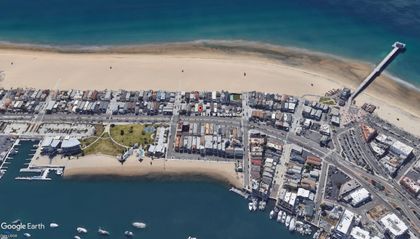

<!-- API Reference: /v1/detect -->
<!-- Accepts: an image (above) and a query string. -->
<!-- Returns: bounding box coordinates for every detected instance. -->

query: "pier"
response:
[350,42,406,102]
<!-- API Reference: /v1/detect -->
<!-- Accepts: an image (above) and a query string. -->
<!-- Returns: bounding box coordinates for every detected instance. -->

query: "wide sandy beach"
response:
[59,154,243,188]
[0,41,419,135]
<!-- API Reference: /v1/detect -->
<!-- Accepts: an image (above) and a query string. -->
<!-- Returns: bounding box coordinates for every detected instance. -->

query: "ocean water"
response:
[0,141,309,239]
[0,0,419,88]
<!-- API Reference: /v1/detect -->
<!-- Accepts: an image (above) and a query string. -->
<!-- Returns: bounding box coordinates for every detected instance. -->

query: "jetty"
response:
[350,41,406,102]
[229,187,250,199]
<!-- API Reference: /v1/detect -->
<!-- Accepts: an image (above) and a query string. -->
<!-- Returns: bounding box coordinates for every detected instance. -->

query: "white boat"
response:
[124,231,134,237]
[77,227,88,234]
[74,236,81,239]
[49,223,59,228]
[269,210,276,220]
[276,211,283,222]
[251,199,258,211]
[187,237,197,239]
[12,219,21,224]
[132,222,146,229]
[248,202,253,211]
[281,212,287,224]
[289,218,296,231]
[23,233,31,237]
[285,215,291,227]
[98,228,110,236]
[259,200,266,210]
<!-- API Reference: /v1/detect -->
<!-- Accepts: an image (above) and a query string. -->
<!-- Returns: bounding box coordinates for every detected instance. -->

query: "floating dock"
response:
[350,42,406,101]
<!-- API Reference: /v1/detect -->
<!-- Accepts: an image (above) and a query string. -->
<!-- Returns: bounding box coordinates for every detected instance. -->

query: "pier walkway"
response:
[350,42,405,102]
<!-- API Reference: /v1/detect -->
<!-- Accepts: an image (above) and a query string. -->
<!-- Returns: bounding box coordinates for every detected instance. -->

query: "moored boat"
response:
[269,210,276,220]
[132,222,146,229]
[248,202,253,211]
[23,233,31,237]
[289,218,296,231]
[277,211,283,222]
[285,215,291,227]
[76,227,88,234]
[124,231,134,237]
[49,223,59,228]
[98,228,110,236]
[281,212,286,224]
[74,236,81,239]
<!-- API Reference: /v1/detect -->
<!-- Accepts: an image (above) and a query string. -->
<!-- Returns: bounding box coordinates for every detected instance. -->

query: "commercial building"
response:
[380,213,408,239]
[348,188,371,207]
[350,227,371,239]
[332,209,355,239]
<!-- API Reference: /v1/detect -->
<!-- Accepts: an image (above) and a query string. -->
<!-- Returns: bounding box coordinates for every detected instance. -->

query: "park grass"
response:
[110,124,154,147]
[80,136,97,148]
[94,124,105,137]
[83,133,125,156]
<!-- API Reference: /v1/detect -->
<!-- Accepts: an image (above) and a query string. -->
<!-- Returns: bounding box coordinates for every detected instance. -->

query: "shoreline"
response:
[0,40,419,135]
[0,39,419,91]
[61,154,243,188]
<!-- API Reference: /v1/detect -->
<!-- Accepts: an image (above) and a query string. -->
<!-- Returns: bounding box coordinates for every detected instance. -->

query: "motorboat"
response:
[285,215,291,228]
[49,223,59,228]
[281,212,287,224]
[12,219,21,224]
[132,222,146,229]
[289,218,296,231]
[76,227,88,234]
[258,200,266,210]
[23,233,31,237]
[251,198,258,211]
[269,210,276,220]
[74,236,81,239]
[276,211,283,222]
[124,231,134,237]
[187,237,197,239]
[248,202,253,211]
[98,228,110,236]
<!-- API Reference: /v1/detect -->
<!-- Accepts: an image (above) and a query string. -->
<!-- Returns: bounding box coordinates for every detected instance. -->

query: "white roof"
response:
[61,138,80,148]
[350,227,370,239]
[380,213,408,236]
[289,193,297,207]
[41,137,53,147]
[350,188,370,205]
[297,188,310,198]
[390,141,413,157]
[336,209,354,235]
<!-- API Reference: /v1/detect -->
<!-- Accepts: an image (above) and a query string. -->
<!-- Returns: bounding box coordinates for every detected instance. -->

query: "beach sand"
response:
[60,154,243,188]
[0,41,419,135]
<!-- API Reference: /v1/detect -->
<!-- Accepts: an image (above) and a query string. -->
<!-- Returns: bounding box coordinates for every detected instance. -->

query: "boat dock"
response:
[0,139,21,179]
[229,187,250,199]
[350,41,406,101]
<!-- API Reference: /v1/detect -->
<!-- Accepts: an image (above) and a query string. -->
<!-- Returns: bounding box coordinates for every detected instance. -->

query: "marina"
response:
[0,140,307,239]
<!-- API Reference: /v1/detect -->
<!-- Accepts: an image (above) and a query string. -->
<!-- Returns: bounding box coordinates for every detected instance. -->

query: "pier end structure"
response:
[350,42,406,102]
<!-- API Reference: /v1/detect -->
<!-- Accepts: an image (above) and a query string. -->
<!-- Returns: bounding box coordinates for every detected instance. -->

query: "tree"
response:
[120,130,124,136]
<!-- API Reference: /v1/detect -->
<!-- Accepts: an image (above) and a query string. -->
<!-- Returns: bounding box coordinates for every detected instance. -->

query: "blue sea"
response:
[0,141,311,239]
[0,0,419,88]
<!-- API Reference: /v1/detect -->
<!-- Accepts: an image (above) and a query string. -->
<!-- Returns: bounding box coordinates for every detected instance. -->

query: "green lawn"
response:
[110,124,154,147]
[83,133,125,156]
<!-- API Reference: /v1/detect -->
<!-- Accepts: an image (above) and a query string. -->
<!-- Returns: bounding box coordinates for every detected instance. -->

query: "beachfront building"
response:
[60,138,81,156]
[40,137,61,156]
